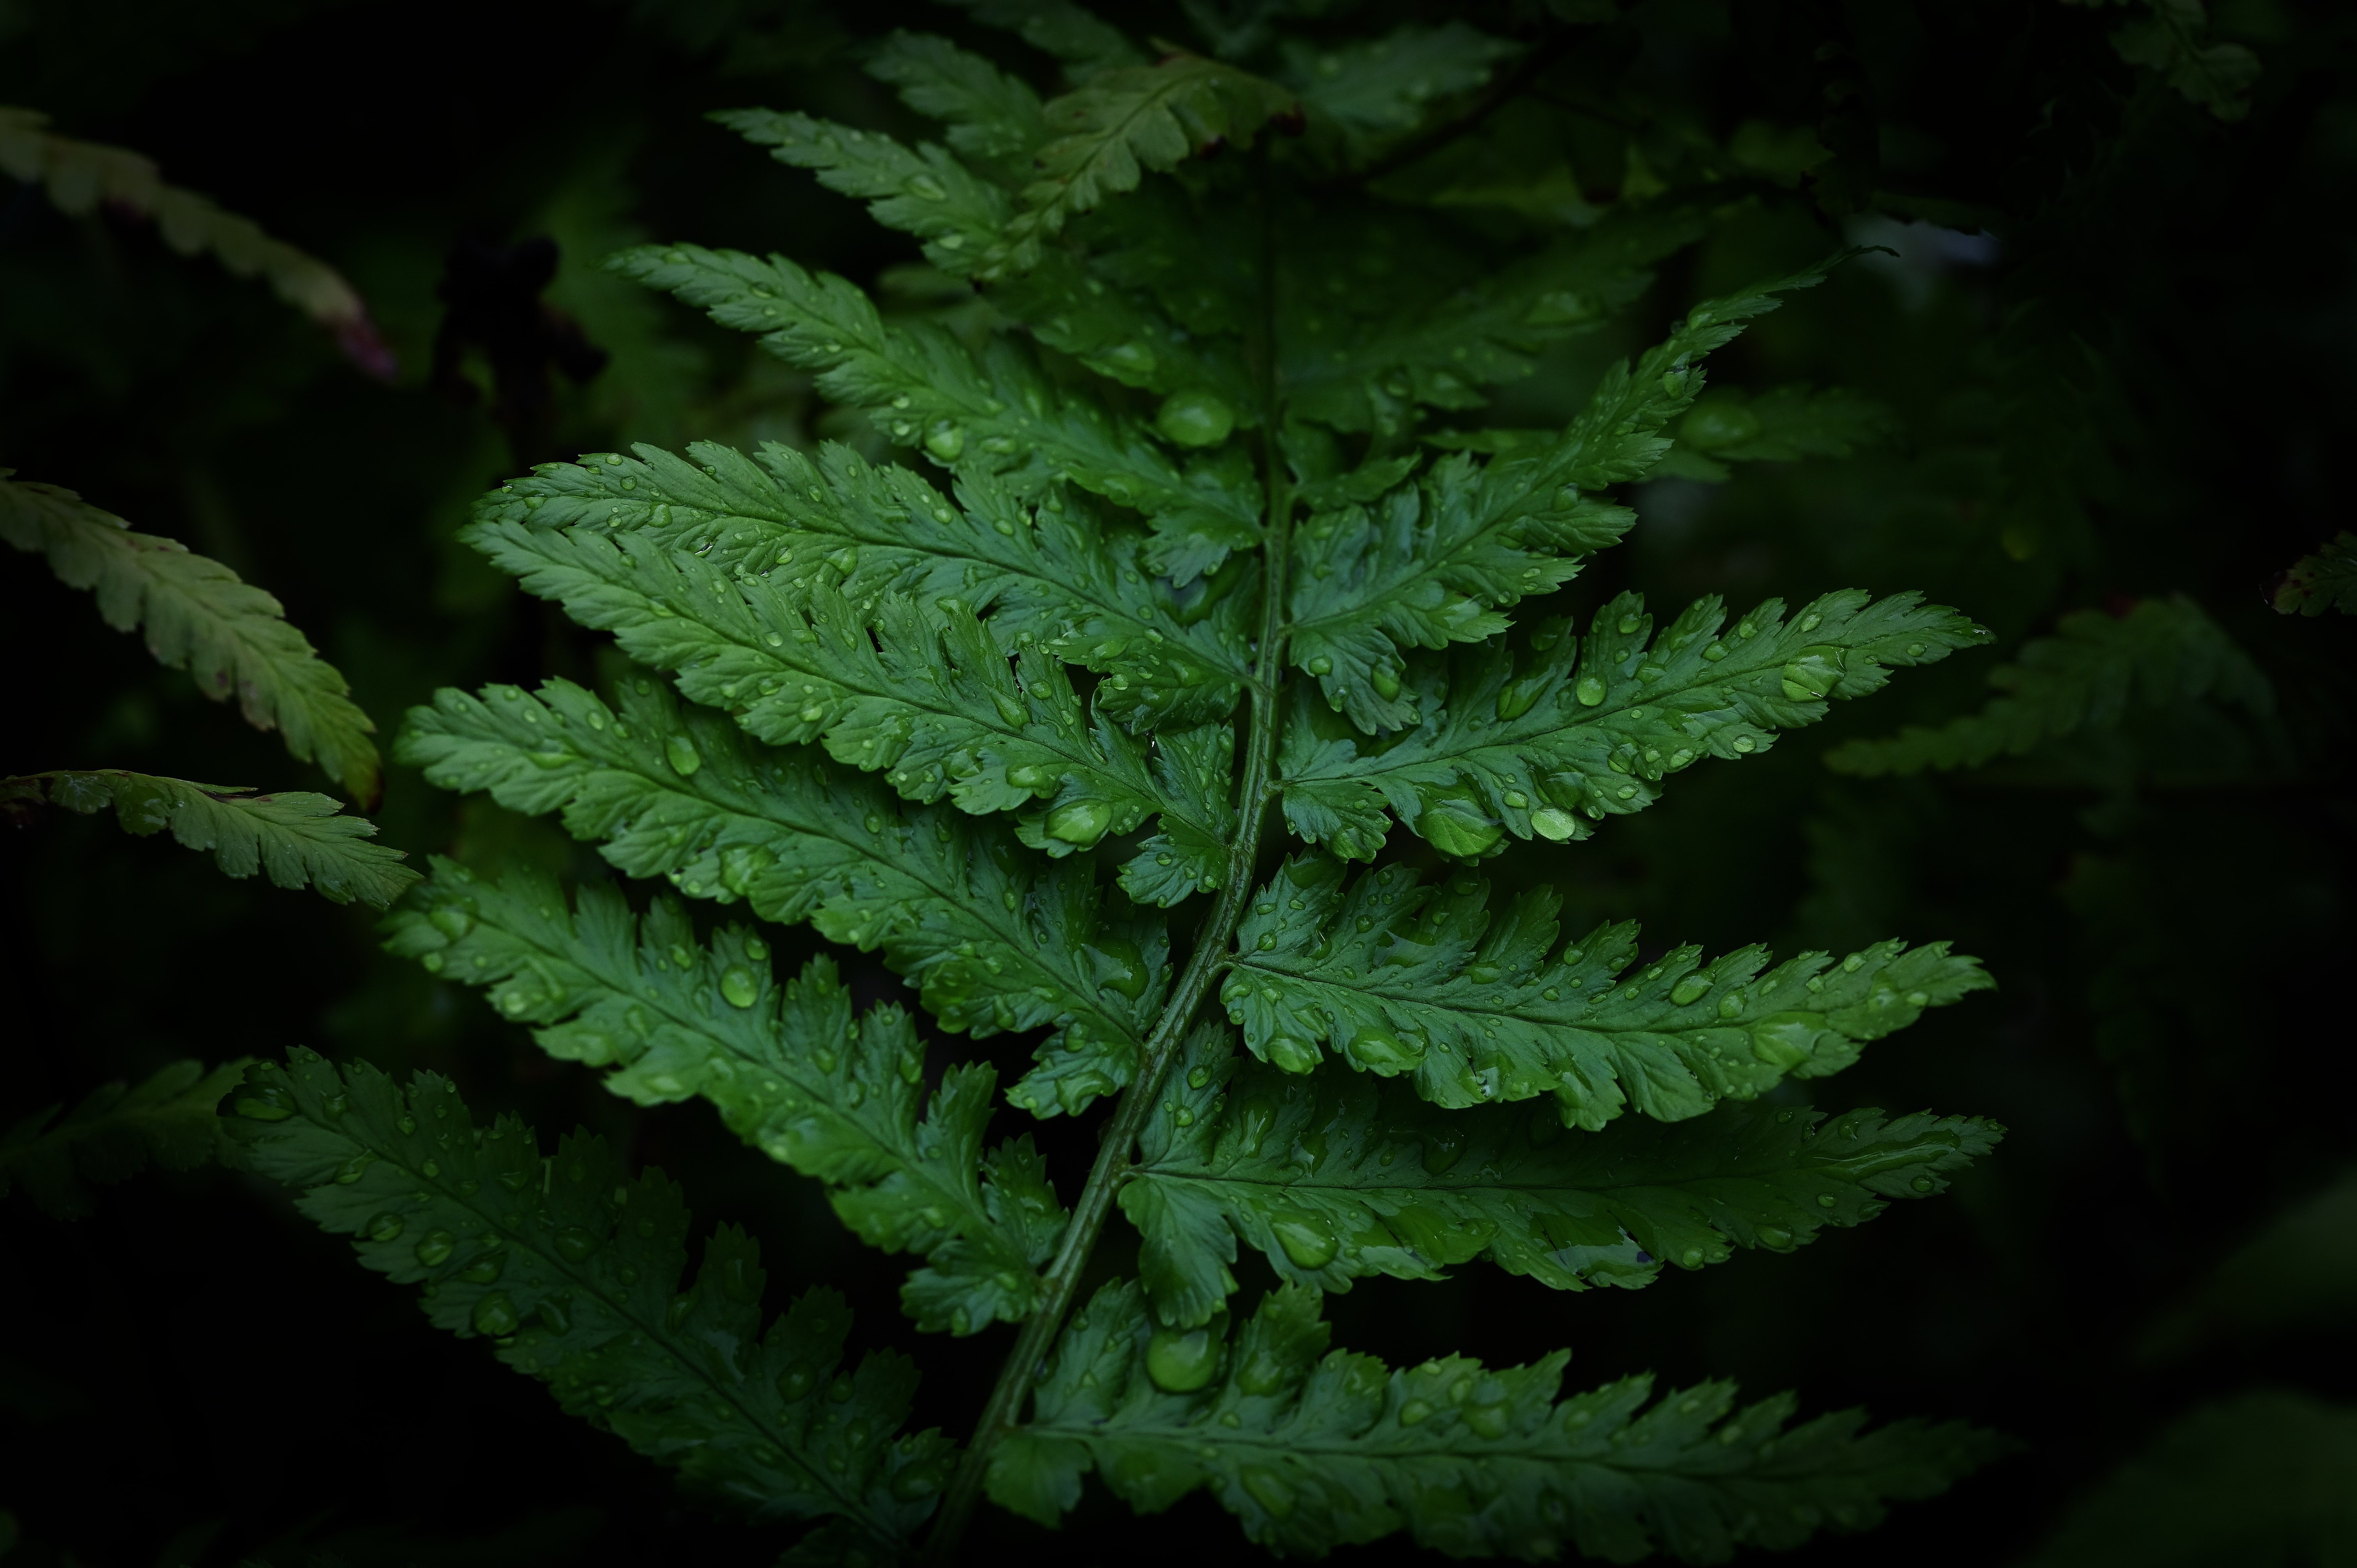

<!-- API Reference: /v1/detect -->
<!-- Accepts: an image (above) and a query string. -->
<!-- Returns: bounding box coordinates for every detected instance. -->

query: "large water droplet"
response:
[1045,798,1113,846]
[721,966,760,1008]
[1370,664,1403,701]
[1416,788,1502,859]
[1239,1465,1296,1518]
[1270,1211,1339,1270]
[891,1460,947,1501]
[664,734,701,776]
[459,1251,507,1285]
[471,1292,520,1337]
[1263,1035,1320,1075]
[1779,647,1846,702]
[233,1082,297,1122]
[1145,1319,1223,1392]
[1530,806,1578,841]
[923,421,965,461]
[553,1225,601,1263]
[1421,1124,1467,1174]
[415,1230,457,1268]
[1345,1026,1422,1075]
[1748,1012,1827,1069]
[1091,936,1149,1000]
[365,1211,405,1243]
[1574,675,1607,707]
[1155,390,1236,448]
[1669,973,1712,1006]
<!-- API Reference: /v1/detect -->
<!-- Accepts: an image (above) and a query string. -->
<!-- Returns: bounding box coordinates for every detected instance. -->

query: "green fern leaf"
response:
[2,472,384,803]
[976,55,1296,280]
[1824,595,2269,777]
[2110,0,2261,122]
[383,860,1068,1335]
[604,247,1266,581]
[475,442,1251,728]
[1288,257,1850,731]
[1,770,415,906]
[1277,203,1706,443]
[1124,1029,1999,1326]
[1280,23,1521,162]
[1219,856,1993,1123]
[867,31,1050,164]
[1650,383,1897,483]
[2272,531,2357,616]
[990,1279,2006,1558]
[224,1050,954,1550]
[937,0,1144,78]
[1284,588,1990,861]
[715,109,1010,276]
[465,517,1234,900]
[0,1059,250,1219]
[0,109,383,357]
[394,676,1163,1116]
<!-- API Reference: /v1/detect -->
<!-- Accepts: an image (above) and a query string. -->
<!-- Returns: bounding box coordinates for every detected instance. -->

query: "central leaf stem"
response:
[922,158,1294,1565]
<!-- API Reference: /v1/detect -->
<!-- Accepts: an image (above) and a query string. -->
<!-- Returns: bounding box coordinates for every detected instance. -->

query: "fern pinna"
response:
[230,7,2010,1562]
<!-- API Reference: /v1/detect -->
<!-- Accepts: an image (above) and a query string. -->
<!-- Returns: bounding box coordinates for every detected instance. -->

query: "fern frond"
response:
[224,1050,954,1550]
[1284,588,1989,861]
[981,55,1297,280]
[937,0,1145,78]
[2108,0,2261,122]
[606,246,1266,580]
[0,1059,250,1218]
[1124,1029,1998,1326]
[990,1279,2006,1559]
[1277,203,1706,443]
[383,860,1067,1334]
[1651,383,1897,483]
[1280,23,1521,164]
[1219,856,1992,1124]
[866,31,1050,164]
[1824,595,2269,777]
[2272,531,2357,616]
[465,518,1235,900]
[2,770,416,907]
[394,677,1164,1116]
[476,442,1252,729]
[2,472,384,803]
[0,108,389,373]
[715,109,1010,276]
[1288,257,1850,731]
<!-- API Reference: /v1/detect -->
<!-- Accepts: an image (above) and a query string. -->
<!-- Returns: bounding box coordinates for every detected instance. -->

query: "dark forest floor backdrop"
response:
[4,1,2353,1564]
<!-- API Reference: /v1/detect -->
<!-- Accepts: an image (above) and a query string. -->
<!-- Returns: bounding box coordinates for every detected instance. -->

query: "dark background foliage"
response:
[3,0,2351,1563]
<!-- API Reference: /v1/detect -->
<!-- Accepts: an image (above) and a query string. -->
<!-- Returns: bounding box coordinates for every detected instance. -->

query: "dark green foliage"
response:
[395,676,1164,1117]
[382,860,1067,1334]
[1282,586,1987,860]
[991,1279,2008,1561]
[23,0,2347,1562]
[2273,532,2357,617]
[1221,856,1990,1121]
[2,471,383,803]
[0,1059,247,1218]
[225,1050,953,1555]
[1824,597,2267,777]
[0,770,415,906]
[1124,1029,1999,1328]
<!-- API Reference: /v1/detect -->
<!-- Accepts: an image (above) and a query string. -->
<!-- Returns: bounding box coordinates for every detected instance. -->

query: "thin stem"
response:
[921,155,1296,1566]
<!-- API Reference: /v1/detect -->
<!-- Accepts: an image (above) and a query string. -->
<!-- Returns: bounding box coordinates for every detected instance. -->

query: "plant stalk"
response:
[921,155,1295,1566]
